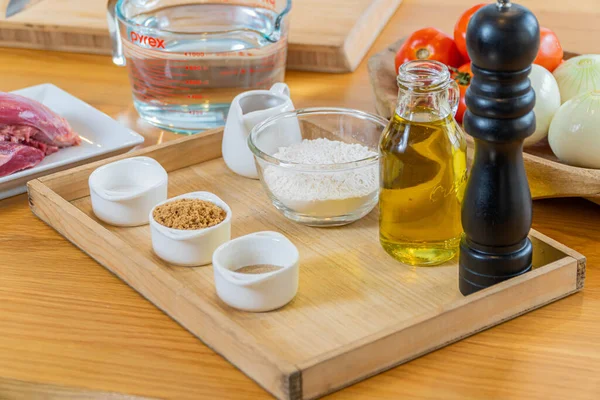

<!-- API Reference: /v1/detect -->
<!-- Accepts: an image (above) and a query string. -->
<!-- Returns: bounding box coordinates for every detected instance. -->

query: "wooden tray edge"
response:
[0,145,136,200]
[26,135,301,400]
[0,377,157,400]
[529,230,586,290]
[38,128,224,202]
[298,252,580,398]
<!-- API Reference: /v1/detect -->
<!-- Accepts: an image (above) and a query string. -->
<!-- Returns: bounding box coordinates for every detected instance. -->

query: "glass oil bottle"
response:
[379,60,467,266]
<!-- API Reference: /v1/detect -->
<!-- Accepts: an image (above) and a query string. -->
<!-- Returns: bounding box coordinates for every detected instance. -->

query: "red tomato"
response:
[453,63,472,124]
[454,4,486,62]
[534,27,563,72]
[394,27,463,74]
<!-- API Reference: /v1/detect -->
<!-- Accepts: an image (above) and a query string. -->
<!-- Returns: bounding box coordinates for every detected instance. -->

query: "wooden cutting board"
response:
[28,128,586,400]
[0,0,402,72]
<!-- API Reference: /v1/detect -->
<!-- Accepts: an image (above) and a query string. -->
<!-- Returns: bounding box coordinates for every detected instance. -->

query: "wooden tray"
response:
[368,40,600,202]
[0,0,402,73]
[28,129,586,400]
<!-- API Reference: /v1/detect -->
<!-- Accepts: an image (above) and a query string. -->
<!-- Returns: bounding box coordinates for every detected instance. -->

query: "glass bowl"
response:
[248,107,388,226]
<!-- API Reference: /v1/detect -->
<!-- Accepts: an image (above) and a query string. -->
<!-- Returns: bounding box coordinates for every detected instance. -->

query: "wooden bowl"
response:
[367,39,600,203]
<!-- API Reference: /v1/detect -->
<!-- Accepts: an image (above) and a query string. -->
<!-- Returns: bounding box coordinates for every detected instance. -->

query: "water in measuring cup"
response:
[123,4,287,133]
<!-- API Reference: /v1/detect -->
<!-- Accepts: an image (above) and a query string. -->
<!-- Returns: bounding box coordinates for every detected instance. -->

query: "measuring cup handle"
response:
[106,0,125,66]
[270,83,290,98]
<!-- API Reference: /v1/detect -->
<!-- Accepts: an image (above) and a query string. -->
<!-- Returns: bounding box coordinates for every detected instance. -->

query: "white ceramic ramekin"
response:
[212,231,299,312]
[149,192,232,267]
[89,156,168,226]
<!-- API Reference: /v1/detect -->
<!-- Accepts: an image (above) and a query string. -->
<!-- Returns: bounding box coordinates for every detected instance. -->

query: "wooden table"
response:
[1,1,599,399]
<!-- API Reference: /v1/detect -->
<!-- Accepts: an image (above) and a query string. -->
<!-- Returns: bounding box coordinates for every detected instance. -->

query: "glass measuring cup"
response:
[107,0,292,133]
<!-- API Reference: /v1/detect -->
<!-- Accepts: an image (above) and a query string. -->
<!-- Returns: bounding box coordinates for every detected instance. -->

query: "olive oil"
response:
[379,109,467,266]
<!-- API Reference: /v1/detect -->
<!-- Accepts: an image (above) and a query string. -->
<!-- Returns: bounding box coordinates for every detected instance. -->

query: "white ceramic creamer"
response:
[222,83,295,179]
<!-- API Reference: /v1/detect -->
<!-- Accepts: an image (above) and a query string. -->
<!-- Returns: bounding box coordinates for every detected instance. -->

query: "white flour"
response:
[263,138,379,217]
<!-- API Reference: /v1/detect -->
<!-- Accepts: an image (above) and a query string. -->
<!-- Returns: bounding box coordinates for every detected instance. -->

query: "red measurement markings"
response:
[254,73,283,87]
[219,66,276,76]
[252,66,277,73]
[183,50,256,58]
[124,49,284,102]
[185,65,209,71]
[220,69,250,76]
[185,80,209,85]
[260,52,285,66]
[126,59,193,101]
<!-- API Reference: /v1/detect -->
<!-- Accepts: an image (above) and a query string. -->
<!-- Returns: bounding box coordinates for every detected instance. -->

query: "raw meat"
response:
[0,92,80,147]
[0,142,45,177]
[0,92,81,177]
[0,125,59,155]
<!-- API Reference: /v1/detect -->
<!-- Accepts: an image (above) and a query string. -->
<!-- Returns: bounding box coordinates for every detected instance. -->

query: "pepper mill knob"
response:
[459,0,540,295]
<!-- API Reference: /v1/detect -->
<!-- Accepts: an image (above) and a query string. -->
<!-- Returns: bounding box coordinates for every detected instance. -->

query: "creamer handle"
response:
[107,0,126,66]
[269,83,290,98]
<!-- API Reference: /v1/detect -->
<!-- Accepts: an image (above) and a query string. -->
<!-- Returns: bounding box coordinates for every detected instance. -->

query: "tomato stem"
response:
[450,66,471,86]
[416,48,431,60]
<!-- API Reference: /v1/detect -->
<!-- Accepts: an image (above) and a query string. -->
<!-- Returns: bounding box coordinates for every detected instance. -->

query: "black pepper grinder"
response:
[459,0,540,295]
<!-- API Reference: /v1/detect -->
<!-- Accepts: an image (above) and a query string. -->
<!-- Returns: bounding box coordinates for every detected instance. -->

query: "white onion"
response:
[548,91,600,169]
[524,64,561,146]
[553,54,600,103]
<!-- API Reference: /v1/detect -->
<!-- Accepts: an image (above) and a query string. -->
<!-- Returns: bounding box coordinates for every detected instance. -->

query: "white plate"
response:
[0,83,144,200]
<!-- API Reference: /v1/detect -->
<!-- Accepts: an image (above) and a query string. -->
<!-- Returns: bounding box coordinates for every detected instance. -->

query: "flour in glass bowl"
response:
[263,138,379,217]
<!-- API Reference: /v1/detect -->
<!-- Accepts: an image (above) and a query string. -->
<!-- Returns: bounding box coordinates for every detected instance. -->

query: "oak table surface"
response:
[1,1,599,399]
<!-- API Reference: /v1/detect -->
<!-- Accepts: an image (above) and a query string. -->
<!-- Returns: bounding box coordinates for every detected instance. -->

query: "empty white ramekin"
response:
[149,192,232,267]
[89,156,168,226]
[212,231,299,312]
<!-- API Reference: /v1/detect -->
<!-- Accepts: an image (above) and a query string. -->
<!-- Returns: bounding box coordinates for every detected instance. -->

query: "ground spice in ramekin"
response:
[153,198,226,230]
[235,264,283,274]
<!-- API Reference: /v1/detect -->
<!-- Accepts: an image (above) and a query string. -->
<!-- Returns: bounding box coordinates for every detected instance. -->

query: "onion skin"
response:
[548,91,600,169]
[553,54,600,104]
[524,65,561,147]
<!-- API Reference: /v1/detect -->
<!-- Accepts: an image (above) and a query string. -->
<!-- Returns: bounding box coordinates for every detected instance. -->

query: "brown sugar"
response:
[153,198,226,230]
